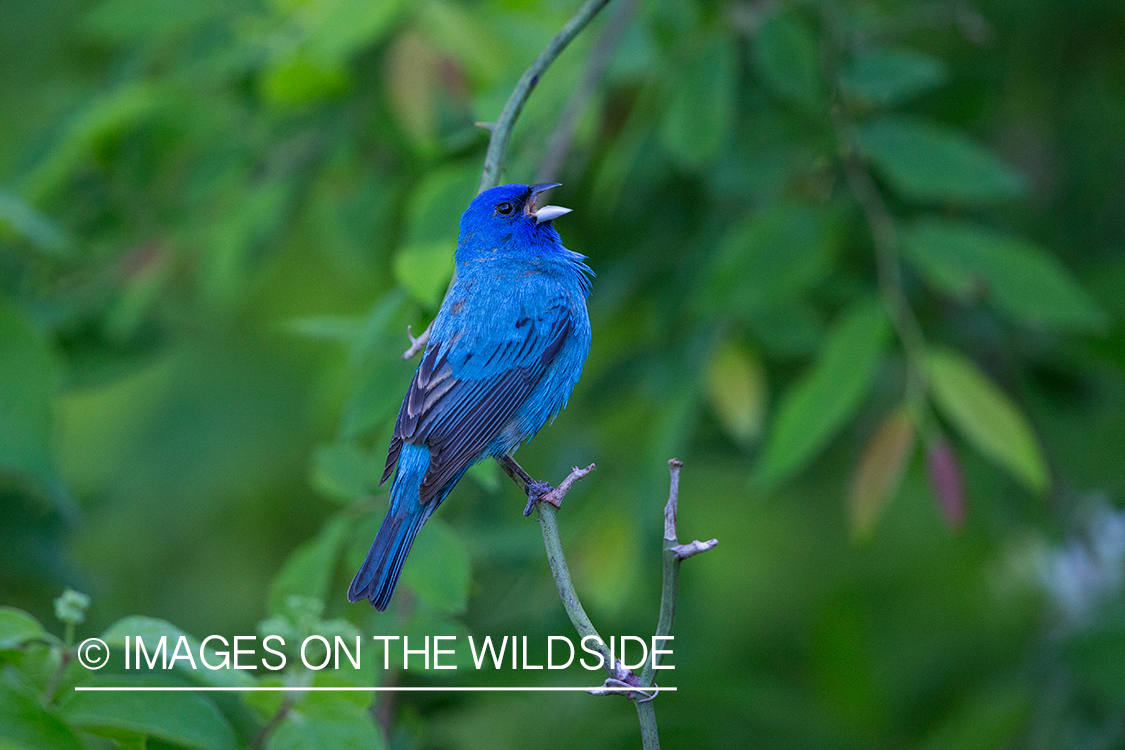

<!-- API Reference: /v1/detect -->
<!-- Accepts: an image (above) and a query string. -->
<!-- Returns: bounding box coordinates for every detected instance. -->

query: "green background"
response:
[3,0,1125,747]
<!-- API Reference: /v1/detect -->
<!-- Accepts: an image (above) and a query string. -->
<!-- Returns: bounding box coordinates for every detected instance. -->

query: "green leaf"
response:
[101,616,189,650]
[705,340,767,446]
[57,675,237,750]
[926,349,1048,494]
[286,315,365,344]
[302,0,411,63]
[267,692,386,750]
[855,116,1025,204]
[399,518,471,614]
[0,299,58,490]
[404,164,479,247]
[848,408,916,540]
[466,459,500,493]
[341,292,414,441]
[706,204,839,314]
[392,163,477,306]
[901,218,1107,331]
[920,685,1031,750]
[0,681,83,750]
[25,83,165,202]
[244,676,286,722]
[0,608,50,651]
[260,54,351,105]
[839,48,946,107]
[660,36,737,168]
[100,617,253,688]
[1066,621,1125,701]
[394,241,456,307]
[312,442,383,503]
[260,0,411,106]
[0,192,71,256]
[753,10,823,111]
[269,515,353,615]
[757,301,890,485]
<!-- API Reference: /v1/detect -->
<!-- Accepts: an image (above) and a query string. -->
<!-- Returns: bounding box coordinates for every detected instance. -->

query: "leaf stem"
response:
[41,649,71,705]
[822,9,929,404]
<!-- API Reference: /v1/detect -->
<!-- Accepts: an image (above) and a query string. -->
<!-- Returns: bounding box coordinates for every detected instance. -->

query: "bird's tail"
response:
[348,446,432,610]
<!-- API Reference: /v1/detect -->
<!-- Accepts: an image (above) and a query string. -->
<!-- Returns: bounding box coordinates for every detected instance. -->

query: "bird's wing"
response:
[382,303,572,505]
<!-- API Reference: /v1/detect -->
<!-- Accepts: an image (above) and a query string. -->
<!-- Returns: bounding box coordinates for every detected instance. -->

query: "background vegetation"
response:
[3,0,1125,747]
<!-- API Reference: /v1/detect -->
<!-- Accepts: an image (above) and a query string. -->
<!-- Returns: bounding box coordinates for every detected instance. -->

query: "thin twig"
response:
[633,460,719,750]
[536,0,638,183]
[540,463,596,508]
[403,0,615,359]
[636,700,660,749]
[821,7,929,403]
[834,119,929,401]
[671,539,719,559]
[639,460,719,688]
[401,324,426,361]
[534,467,639,685]
[479,0,614,193]
[251,696,294,750]
[41,650,71,704]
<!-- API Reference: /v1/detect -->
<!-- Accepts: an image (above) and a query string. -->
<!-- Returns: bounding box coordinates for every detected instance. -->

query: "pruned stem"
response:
[639,460,717,687]
[402,324,427,361]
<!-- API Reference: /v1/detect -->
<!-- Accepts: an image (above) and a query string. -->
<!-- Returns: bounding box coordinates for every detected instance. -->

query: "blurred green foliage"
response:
[3,0,1125,748]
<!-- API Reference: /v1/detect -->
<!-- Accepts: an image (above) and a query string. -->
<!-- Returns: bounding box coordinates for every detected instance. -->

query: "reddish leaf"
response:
[926,439,967,529]
[848,408,916,540]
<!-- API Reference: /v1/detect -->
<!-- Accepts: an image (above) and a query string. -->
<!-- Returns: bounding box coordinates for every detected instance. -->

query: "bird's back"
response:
[434,252,591,456]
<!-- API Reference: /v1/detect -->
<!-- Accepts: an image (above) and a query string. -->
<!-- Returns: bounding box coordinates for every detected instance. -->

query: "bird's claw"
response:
[523,480,555,517]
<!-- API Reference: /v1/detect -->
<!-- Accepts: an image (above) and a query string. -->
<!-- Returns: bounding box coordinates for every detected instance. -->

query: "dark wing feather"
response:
[381,307,572,505]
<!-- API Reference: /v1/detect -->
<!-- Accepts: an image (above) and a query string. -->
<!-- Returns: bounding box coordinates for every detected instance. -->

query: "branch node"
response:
[474,121,495,131]
[672,538,718,560]
[588,676,655,703]
[539,463,596,509]
[402,322,431,360]
[588,677,632,697]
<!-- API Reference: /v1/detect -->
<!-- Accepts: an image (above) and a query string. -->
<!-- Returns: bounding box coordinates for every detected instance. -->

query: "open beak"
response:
[527,182,573,224]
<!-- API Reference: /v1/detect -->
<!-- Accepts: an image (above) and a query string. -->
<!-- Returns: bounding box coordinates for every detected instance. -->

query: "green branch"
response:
[403,0,614,360]
[502,456,718,750]
[479,0,615,192]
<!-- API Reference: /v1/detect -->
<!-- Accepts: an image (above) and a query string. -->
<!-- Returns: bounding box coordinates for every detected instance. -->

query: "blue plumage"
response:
[348,183,593,610]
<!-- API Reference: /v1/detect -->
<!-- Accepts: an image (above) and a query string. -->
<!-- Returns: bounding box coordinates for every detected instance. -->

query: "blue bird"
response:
[349,182,593,610]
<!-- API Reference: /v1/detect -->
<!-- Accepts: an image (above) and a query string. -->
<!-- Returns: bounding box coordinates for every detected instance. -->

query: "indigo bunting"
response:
[349,182,593,610]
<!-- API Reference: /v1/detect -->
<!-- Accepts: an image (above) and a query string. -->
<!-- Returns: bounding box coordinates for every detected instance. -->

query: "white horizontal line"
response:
[74,686,674,693]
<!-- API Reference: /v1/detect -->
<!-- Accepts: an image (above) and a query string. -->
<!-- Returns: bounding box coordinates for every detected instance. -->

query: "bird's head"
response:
[458,182,572,249]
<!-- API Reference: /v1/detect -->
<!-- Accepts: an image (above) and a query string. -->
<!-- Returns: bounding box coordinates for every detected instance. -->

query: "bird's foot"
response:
[523,480,555,517]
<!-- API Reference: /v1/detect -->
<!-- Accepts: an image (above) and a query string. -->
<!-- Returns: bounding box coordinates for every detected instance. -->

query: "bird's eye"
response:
[495,201,515,216]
